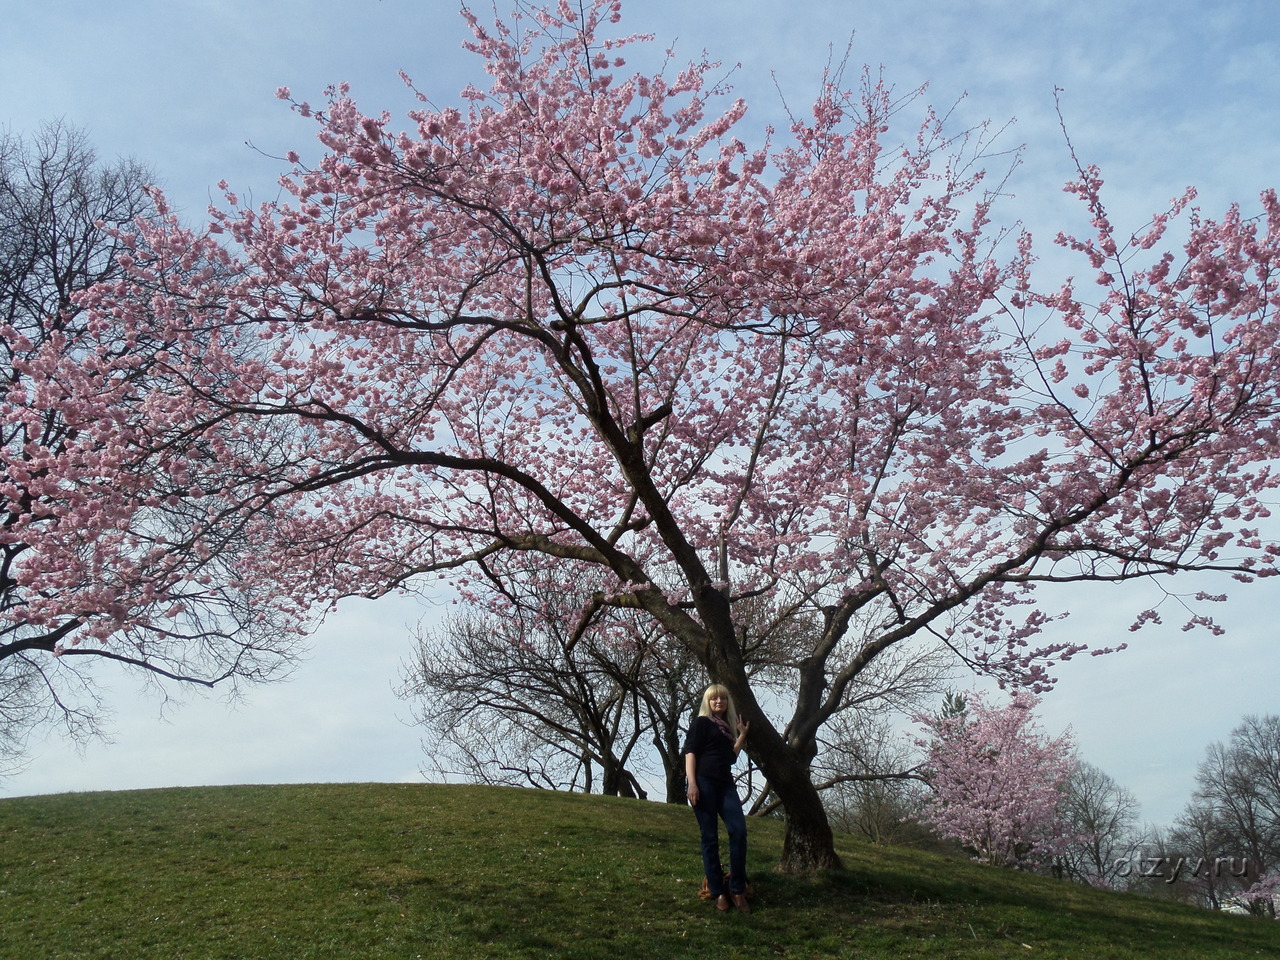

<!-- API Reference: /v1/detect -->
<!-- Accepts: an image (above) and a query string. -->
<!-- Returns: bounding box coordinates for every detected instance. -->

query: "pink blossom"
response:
[915,691,1085,869]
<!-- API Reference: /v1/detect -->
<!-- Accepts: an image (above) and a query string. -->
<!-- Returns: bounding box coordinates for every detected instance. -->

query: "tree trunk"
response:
[712,660,842,871]
[780,801,842,874]
[654,711,688,803]
[601,759,647,799]
[690,587,842,870]
[749,721,842,872]
[658,741,687,804]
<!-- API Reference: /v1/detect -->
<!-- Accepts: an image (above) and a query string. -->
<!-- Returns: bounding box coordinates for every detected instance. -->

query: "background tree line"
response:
[403,594,1280,921]
[402,565,951,809]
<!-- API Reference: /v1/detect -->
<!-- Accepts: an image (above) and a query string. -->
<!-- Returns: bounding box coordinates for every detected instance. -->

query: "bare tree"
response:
[1056,762,1144,888]
[818,708,930,846]
[1172,715,1280,916]
[594,612,706,803]
[1166,797,1241,910]
[406,568,952,813]
[403,563,781,803]
[404,597,656,797]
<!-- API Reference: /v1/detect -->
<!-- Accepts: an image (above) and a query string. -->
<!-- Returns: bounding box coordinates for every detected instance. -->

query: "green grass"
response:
[1,783,1276,959]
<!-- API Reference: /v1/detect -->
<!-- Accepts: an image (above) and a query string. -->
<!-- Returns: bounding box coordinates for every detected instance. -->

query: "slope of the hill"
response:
[1,783,1275,959]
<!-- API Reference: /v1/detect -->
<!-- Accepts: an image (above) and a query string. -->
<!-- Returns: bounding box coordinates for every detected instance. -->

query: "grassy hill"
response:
[1,783,1276,959]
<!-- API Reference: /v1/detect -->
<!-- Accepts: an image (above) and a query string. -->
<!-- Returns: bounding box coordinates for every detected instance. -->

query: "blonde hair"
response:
[697,683,740,738]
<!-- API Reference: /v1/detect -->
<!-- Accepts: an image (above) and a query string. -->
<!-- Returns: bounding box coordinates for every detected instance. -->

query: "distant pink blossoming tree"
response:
[24,0,1280,869]
[916,690,1083,869]
[1241,874,1280,918]
[0,123,300,763]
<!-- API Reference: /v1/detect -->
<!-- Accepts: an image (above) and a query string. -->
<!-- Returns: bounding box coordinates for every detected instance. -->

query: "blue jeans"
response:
[693,776,748,896]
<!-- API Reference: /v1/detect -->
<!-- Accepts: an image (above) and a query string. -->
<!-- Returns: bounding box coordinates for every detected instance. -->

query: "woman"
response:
[683,683,751,912]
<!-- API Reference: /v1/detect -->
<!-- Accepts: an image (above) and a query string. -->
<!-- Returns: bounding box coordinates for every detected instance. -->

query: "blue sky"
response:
[2,0,1278,828]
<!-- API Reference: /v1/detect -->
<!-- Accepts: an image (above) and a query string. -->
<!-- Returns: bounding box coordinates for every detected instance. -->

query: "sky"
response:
[2,0,1278,829]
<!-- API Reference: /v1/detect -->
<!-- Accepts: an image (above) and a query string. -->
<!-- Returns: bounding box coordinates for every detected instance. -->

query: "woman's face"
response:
[708,691,729,716]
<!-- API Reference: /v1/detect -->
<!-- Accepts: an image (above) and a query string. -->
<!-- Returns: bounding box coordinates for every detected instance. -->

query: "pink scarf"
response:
[709,715,734,741]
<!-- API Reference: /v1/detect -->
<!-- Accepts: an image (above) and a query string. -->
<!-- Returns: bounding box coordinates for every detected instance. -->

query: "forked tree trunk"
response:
[710,661,841,872]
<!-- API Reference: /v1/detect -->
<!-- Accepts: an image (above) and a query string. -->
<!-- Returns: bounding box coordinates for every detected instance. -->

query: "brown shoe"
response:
[732,893,751,914]
[715,894,731,912]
